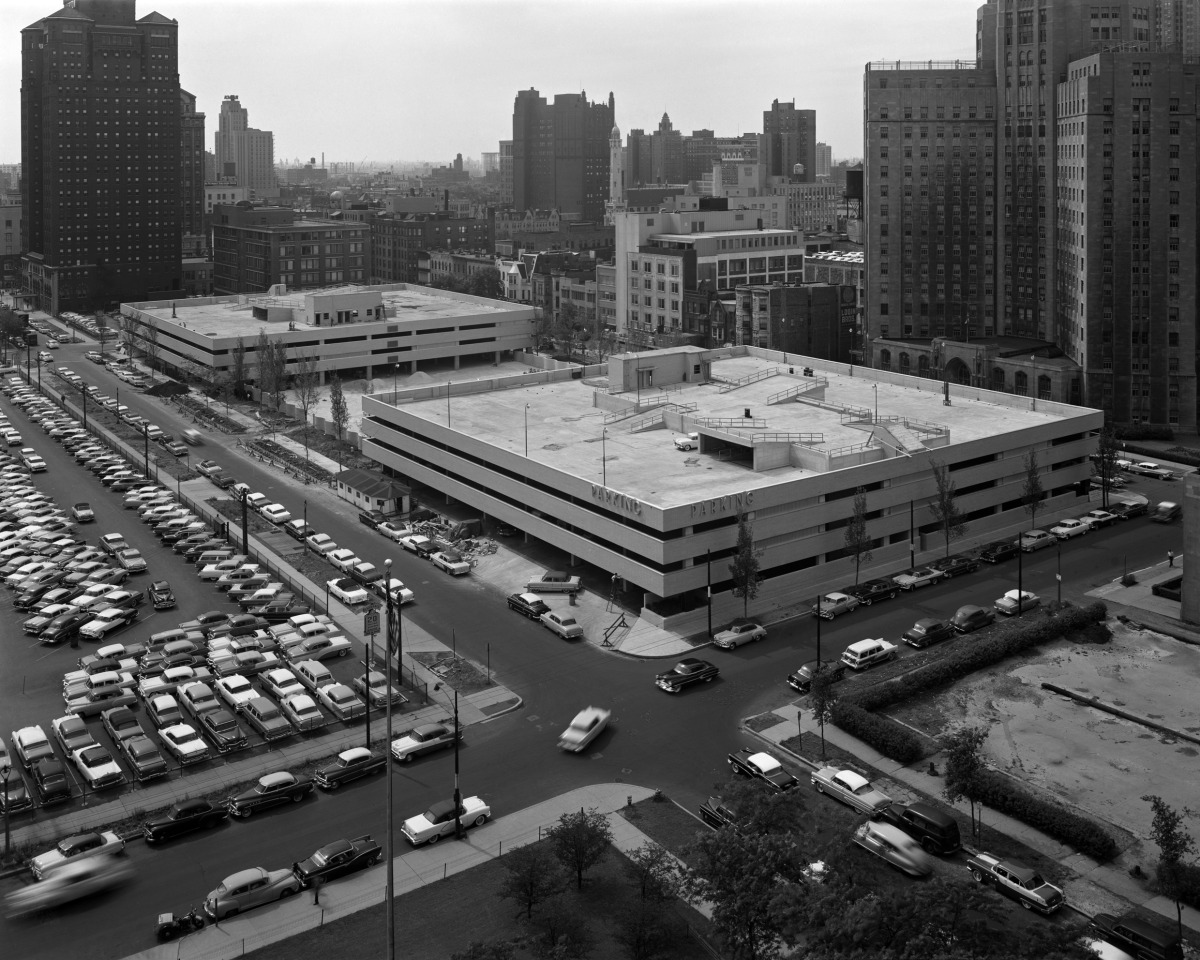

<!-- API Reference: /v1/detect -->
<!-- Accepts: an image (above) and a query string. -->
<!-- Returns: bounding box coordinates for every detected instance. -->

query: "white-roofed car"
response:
[326,548,360,573]
[260,503,291,525]
[7,854,133,917]
[431,550,471,576]
[557,706,610,753]
[713,618,767,649]
[994,589,1040,616]
[327,577,369,605]
[215,674,259,712]
[280,693,325,731]
[813,592,860,619]
[401,796,491,846]
[372,577,414,605]
[203,865,300,921]
[29,830,125,880]
[1050,518,1090,540]
[541,610,584,640]
[159,723,210,765]
[305,532,338,556]
[261,667,304,701]
[316,683,367,722]
[390,722,461,762]
[811,765,893,815]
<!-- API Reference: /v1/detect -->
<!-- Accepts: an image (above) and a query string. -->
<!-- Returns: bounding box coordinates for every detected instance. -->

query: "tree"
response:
[497,843,565,920]
[140,316,160,374]
[467,267,503,300]
[329,375,350,469]
[545,808,613,891]
[1094,426,1120,510]
[843,487,873,585]
[213,369,234,414]
[0,306,22,363]
[1142,794,1197,943]
[268,337,289,411]
[809,669,839,759]
[613,897,676,960]
[119,314,138,358]
[255,329,274,405]
[556,301,581,359]
[622,843,681,904]
[292,353,323,462]
[729,509,761,618]
[927,460,968,557]
[231,336,247,398]
[681,827,796,960]
[1022,450,1045,530]
[943,725,989,839]
[716,777,809,838]
[531,893,595,959]
[450,940,519,960]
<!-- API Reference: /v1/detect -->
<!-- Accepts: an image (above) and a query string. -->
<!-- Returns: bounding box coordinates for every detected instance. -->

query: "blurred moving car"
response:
[852,821,933,877]
[7,855,133,917]
[558,706,610,752]
[29,831,125,880]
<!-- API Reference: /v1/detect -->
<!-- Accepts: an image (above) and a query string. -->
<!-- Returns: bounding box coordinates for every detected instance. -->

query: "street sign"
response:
[363,608,380,637]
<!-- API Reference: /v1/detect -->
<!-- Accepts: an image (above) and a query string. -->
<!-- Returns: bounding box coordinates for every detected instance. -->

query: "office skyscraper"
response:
[20,0,182,313]
[180,89,205,254]
[511,88,614,222]
[214,95,275,195]
[763,99,816,181]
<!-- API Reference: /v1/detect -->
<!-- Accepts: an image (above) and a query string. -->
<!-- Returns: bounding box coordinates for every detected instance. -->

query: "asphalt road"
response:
[0,341,1187,956]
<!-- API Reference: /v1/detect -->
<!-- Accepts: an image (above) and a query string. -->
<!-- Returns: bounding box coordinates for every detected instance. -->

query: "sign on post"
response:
[363,608,380,638]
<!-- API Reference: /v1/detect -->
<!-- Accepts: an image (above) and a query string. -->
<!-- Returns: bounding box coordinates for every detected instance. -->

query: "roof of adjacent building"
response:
[335,469,410,500]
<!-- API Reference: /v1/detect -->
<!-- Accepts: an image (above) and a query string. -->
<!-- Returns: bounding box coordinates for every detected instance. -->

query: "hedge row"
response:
[1114,424,1174,442]
[977,769,1119,862]
[828,701,924,764]
[845,601,1108,713]
[1119,440,1200,468]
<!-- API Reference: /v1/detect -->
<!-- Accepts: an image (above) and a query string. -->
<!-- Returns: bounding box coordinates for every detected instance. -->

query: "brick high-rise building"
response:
[20,0,183,313]
[865,0,1198,431]
[180,89,205,256]
[763,99,817,181]
[511,88,614,221]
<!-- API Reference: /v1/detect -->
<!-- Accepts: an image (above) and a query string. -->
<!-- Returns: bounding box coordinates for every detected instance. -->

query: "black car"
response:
[246,601,312,623]
[149,580,176,610]
[226,771,314,817]
[293,835,382,888]
[210,474,236,490]
[655,658,720,693]
[1108,500,1149,520]
[173,534,213,554]
[40,611,91,645]
[507,592,550,620]
[32,758,71,805]
[314,747,387,790]
[874,801,962,855]
[699,796,738,829]
[950,605,996,634]
[143,799,229,843]
[843,578,899,605]
[978,539,1020,563]
[198,708,249,753]
[786,659,846,694]
[727,747,799,790]
[902,618,957,649]
[931,554,980,578]
[206,614,269,640]
[0,774,35,814]
[358,510,386,530]
[1089,914,1182,960]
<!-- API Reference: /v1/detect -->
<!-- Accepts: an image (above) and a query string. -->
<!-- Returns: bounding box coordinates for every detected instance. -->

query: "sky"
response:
[1,0,977,168]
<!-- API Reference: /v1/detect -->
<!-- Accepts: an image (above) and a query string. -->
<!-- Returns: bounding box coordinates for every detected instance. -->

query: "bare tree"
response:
[213,368,234,414]
[1094,426,1120,510]
[329,374,350,469]
[231,336,247,398]
[293,353,323,462]
[140,316,160,374]
[843,486,873,585]
[545,808,613,890]
[928,460,968,556]
[809,668,839,759]
[496,844,564,920]
[255,329,274,407]
[119,314,138,359]
[268,338,289,411]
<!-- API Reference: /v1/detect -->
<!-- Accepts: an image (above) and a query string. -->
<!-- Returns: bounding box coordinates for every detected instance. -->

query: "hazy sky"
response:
[2,0,976,167]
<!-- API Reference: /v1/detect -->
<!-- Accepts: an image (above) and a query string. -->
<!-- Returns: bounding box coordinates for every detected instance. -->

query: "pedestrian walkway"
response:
[748,658,1200,936]
[117,783,665,960]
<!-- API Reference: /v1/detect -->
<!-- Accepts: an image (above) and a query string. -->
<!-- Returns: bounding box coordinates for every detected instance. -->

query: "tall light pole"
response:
[524,404,529,457]
[872,382,878,423]
[452,688,463,840]
[601,428,608,487]
[383,557,396,960]
[143,423,151,481]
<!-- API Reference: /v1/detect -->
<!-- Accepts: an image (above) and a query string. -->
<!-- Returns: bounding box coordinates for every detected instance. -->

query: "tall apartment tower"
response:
[1157,0,1200,58]
[511,88,614,221]
[499,140,514,206]
[815,142,833,178]
[763,99,816,181]
[865,0,1197,431]
[20,0,182,313]
[180,89,205,254]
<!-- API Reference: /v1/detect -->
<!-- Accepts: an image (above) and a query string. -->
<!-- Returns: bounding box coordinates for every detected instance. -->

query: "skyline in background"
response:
[1,0,975,168]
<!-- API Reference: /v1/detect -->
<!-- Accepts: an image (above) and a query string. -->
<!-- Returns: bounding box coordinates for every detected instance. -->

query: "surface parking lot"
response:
[0,373,380,816]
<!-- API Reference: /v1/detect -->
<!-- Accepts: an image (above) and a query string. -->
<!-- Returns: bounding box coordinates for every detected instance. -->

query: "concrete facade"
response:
[358,345,1100,616]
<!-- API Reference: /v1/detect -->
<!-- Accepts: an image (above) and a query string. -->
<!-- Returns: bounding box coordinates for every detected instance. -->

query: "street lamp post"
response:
[452,689,463,840]
[872,383,878,423]
[303,499,308,533]
[143,424,151,481]
[81,386,87,428]
[524,404,529,458]
[601,428,608,487]
[383,557,396,960]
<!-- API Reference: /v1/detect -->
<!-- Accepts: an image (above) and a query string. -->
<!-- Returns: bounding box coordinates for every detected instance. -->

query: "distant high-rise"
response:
[214,94,275,195]
[180,89,206,254]
[815,142,833,179]
[499,140,514,206]
[763,99,816,181]
[511,88,614,221]
[1157,0,1200,59]
[20,0,182,313]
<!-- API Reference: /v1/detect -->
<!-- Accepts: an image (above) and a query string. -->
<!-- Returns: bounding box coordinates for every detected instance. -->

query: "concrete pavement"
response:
[116,783,675,960]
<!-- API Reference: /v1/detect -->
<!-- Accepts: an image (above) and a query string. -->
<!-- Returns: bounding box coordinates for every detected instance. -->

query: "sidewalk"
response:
[118,783,665,960]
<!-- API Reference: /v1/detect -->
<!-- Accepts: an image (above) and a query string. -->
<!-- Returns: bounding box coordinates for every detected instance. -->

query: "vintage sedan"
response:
[506,592,549,620]
[262,667,305,701]
[326,548,360,573]
[655,658,720,693]
[215,675,259,712]
[159,723,210,765]
[292,836,382,888]
[712,618,767,649]
[316,683,367,723]
[1081,509,1118,530]
[142,799,229,843]
[194,459,223,477]
[541,610,584,640]
[7,856,133,917]
[812,592,860,619]
[930,553,980,578]
[314,747,387,790]
[699,796,740,829]
[305,532,339,556]
[149,580,176,610]
[399,534,435,558]
[29,830,125,880]
[1019,529,1057,552]
[892,566,946,591]
[390,722,461,762]
[1108,499,1149,520]
[901,618,957,649]
[351,671,404,709]
[121,734,169,782]
[786,659,846,695]
[950,605,997,634]
[853,821,933,878]
[327,577,369,605]
[1050,518,1090,540]
[811,766,893,815]
[204,865,301,921]
[727,748,799,791]
[431,549,471,576]
[558,706,611,753]
[226,771,314,817]
[994,589,1041,616]
[401,796,491,846]
[977,539,1020,564]
[32,758,72,806]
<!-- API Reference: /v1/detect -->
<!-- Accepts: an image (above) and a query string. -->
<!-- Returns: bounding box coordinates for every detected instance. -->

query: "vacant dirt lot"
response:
[888,620,1200,850]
